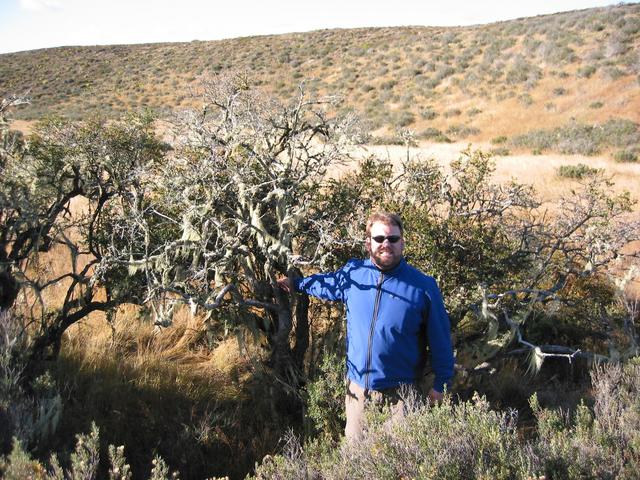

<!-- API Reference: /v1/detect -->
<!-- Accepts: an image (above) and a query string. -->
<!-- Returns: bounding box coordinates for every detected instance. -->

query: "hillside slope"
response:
[1,3,639,152]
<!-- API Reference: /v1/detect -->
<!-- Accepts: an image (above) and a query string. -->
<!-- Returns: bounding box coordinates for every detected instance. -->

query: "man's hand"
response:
[428,388,444,404]
[276,277,293,294]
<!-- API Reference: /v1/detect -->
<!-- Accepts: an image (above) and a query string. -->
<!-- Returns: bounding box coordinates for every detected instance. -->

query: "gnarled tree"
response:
[0,106,167,367]
[102,73,363,382]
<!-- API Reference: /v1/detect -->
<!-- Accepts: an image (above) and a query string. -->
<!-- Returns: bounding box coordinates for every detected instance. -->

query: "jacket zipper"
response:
[364,272,384,389]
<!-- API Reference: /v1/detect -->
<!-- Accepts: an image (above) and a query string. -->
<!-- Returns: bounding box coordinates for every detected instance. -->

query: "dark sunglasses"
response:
[371,235,402,244]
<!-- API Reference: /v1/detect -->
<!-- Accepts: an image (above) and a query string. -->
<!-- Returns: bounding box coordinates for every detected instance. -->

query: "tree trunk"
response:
[292,292,309,373]
[0,269,18,310]
[271,286,295,380]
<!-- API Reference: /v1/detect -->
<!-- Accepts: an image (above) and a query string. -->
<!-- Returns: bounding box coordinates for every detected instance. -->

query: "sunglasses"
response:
[371,235,402,244]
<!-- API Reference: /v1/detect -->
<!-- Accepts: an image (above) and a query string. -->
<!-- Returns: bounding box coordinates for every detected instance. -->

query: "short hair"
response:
[366,212,404,237]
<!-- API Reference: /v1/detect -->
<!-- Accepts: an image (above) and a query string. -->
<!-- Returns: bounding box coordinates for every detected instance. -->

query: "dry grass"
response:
[55,304,268,478]
[14,210,264,477]
[62,304,251,403]
[349,141,640,207]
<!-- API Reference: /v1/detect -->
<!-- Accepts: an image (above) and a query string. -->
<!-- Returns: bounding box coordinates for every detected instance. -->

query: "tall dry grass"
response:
[51,303,277,479]
[14,225,278,478]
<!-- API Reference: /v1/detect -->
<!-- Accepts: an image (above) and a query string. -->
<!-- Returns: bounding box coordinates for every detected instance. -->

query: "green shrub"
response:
[586,48,604,61]
[489,147,511,156]
[532,361,640,479]
[577,65,597,78]
[446,124,480,139]
[420,107,439,120]
[380,79,397,90]
[305,352,346,441]
[0,310,62,452]
[613,149,638,162]
[556,163,602,179]
[252,361,640,479]
[418,128,452,143]
[253,393,532,480]
[557,124,600,155]
[491,135,508,145]
[370,134,408,146]
[589,101,604,109]
[604,66,627,80]
[395,111,416,127]
[443,108,462,118]
[511,129,555,152]
[511,118,640,155]
[0,439,44,480]
[68,423,101,480]
[518,93,534,107]
[506,56,542,85]
[541,42,577,65]
[0,423,181,480]
[434,65,455,82]
[601,118,640,147]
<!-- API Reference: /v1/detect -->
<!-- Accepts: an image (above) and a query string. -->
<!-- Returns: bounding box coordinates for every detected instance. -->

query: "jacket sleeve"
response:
[425,279,455,393]
[292,264,348,303]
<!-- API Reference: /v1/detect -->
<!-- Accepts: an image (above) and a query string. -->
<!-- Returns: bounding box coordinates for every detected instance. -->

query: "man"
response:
[278,212,454,439]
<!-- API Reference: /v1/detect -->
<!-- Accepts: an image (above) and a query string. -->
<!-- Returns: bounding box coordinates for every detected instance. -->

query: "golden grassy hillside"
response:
[1,3,639,149]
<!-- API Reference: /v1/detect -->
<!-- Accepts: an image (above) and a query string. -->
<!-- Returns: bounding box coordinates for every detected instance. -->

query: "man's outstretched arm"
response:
[276,262,352,302]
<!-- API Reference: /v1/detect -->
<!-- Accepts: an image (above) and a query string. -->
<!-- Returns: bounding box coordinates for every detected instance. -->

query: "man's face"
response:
[366,221,404,271]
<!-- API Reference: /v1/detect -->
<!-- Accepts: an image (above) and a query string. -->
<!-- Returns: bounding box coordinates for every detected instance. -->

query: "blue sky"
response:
[0,0,631,54]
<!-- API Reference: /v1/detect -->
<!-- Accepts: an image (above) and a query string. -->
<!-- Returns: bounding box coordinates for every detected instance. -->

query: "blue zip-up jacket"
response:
[294,257,454,392]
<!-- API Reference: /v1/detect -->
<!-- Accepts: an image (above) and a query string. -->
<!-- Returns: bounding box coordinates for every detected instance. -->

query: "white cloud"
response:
[19,0,63,12]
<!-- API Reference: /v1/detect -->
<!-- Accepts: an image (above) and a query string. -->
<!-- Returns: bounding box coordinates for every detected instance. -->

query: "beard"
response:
[371,246,402,270]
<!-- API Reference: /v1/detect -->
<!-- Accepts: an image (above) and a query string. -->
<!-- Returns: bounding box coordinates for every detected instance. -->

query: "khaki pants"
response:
[344,380,414,441]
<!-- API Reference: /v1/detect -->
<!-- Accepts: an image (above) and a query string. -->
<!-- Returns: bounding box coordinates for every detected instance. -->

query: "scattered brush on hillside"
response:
[511,118,640,157]
[1,3,639,140]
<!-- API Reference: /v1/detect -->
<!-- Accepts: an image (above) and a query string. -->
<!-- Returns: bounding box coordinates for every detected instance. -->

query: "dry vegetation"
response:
[1,3,640,480]
[2,3,640,148]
